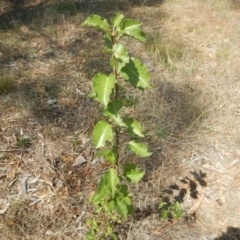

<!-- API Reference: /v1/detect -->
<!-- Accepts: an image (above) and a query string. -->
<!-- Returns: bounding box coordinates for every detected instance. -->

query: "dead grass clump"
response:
[202,0,240,11]
[146,33,185,68]
[2,198,74,239]
[138,80,207,142]
[231,0,240,8]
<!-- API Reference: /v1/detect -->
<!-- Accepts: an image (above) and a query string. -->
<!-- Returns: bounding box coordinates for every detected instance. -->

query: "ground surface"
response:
[0,0,240,239]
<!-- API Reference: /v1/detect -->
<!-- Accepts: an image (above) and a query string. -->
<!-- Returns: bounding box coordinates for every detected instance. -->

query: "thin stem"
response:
[114,69,119,99]
[115,126,119,167]
[114,63,119,167]
[111,35,120,168]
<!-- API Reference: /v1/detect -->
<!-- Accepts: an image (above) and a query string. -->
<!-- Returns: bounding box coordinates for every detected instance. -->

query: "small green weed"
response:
[0,75,15,95]
[16,136,32,148]
[158,201,183,220]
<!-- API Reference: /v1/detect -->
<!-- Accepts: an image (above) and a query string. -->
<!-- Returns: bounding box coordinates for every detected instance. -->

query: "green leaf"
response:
[92,121,114,149]
[109,56,114,69]
[127,169,145,183]
[91,219,99,230]
[123,163,145,183]
[115,198,128,218]
[124,118,144,137]
[175,209,183,218]
[92,169,119,204]
[105,168,119,198]
[118,184,129,197]
[123,163,136,176]
[97,148,117,163]
[120,58,153,90]
[104,34,112,49]
[86,218,99,230]
[158,202,168,209]
[104,100,127,127]
[91,179,109,205]
[111,13,124,30]
[118,19,146,42]
[86,229,97,240]
[103,200,115,213]
[127,204,135,216]
[122,196,131,206]
[112,44,129,64]
[91,189,107,205]
[128,140,152,157]
[110,56,124,74]
[116,59,126,74]
[105,222,114,236]
[161,209,168,219]
[88,90,96,98]
[175,201,181,209]
[172,202,183,218]
[112,44,130,73]
[110,233,118,240]
[82,14,110,33]
[92,73,116,107]
[97,174,109,194]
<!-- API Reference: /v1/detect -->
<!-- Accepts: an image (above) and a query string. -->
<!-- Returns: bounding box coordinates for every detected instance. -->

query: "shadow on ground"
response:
[135,76,207,178]
[230,0,240,9]
[0,0,205,164]
[0,0,164,30]
[0,0,164,65]
[215,227,240,240]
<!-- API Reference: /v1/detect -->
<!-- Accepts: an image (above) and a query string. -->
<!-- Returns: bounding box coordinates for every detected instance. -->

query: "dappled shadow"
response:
[0,0,164,30]
[0,0,204,168]
[135,170,207,221]
[0,0,165,66]
[13,76,97,132]
[154,79,205,135]
[137,76,207,177]
[140,79,204,143]
[0,0,167,135]
[215,227,240,240]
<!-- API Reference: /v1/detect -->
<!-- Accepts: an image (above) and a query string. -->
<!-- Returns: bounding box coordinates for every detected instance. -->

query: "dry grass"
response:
[0,0,240,239]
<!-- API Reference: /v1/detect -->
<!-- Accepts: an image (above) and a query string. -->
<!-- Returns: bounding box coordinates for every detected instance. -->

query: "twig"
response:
[0,149,30,152]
